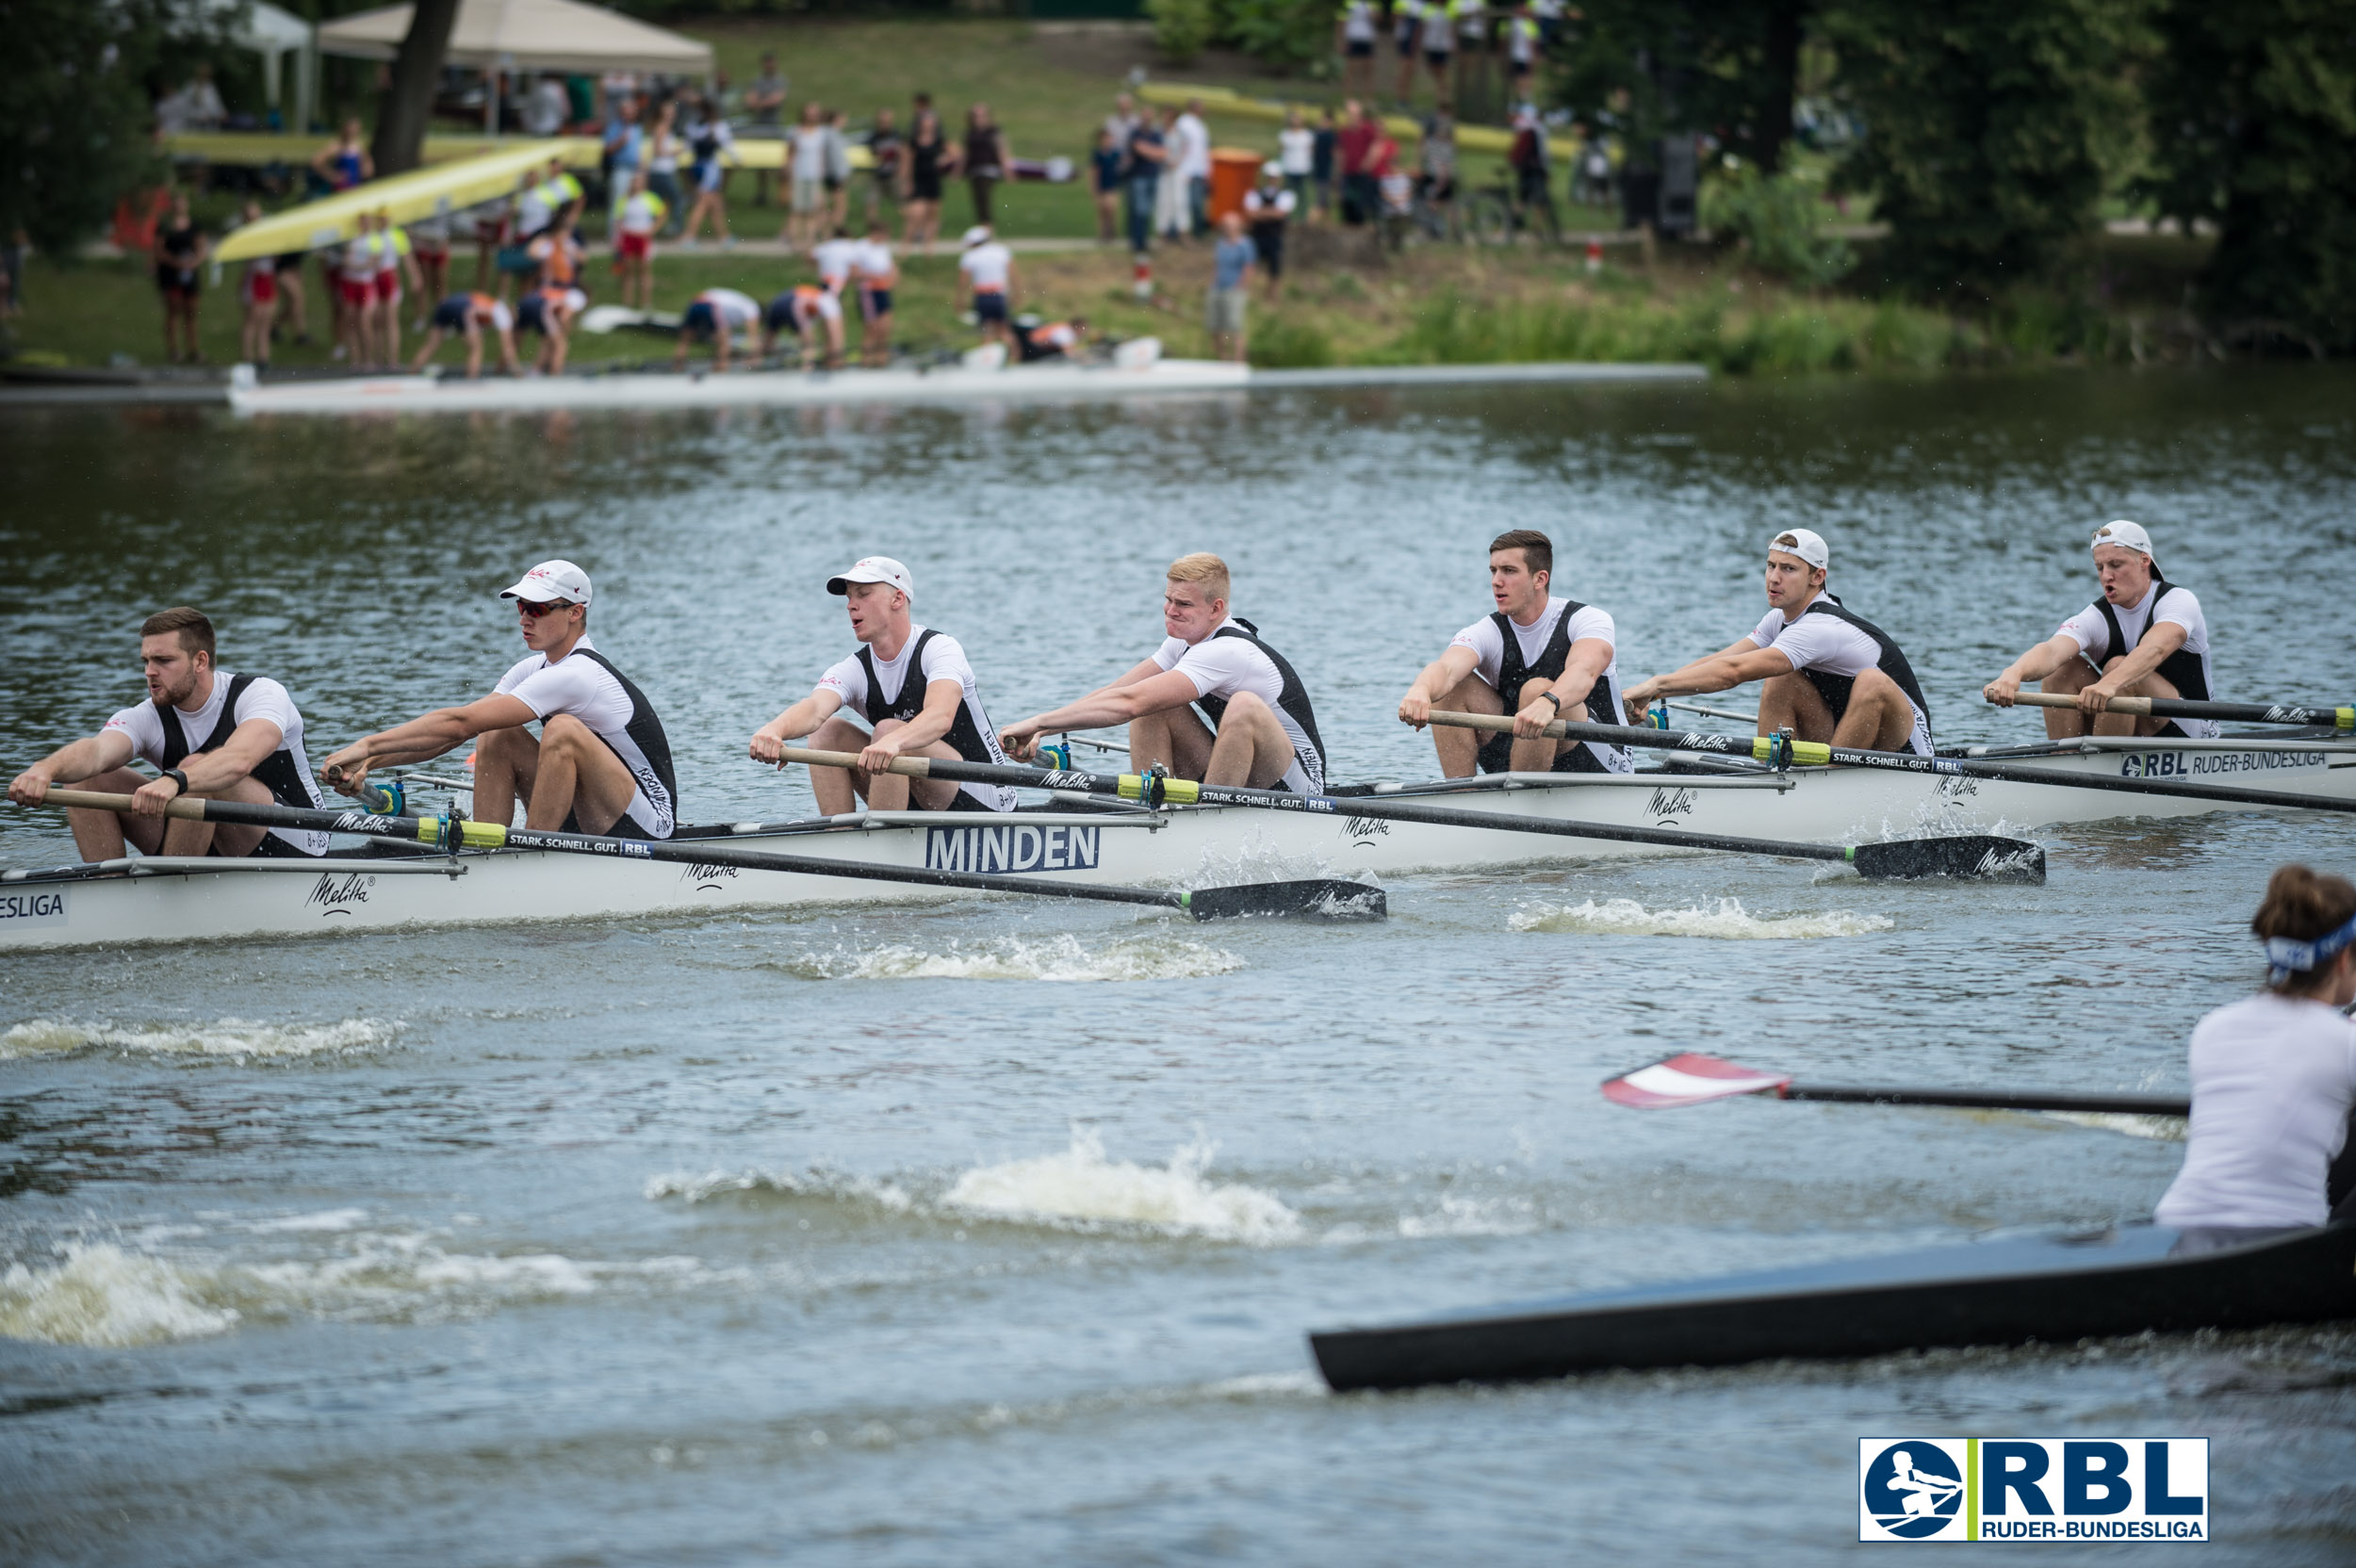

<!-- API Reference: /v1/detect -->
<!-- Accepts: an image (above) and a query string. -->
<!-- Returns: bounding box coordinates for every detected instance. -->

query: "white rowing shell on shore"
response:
[6,733,2352,951]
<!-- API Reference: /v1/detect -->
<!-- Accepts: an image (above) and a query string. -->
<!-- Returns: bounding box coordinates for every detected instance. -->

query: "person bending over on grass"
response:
[412,293,523,379]
[674,287,761,371]
[761,285,843,370]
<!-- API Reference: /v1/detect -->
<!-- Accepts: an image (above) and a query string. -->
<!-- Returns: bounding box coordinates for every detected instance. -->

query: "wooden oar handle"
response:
[1997,691,2154,715]
[1427,710,1565,738]
[777,744,935,779]
[37,788,211,821]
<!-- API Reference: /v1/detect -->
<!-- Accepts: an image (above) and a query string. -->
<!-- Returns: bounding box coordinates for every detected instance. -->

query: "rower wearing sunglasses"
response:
[321,560,678,840]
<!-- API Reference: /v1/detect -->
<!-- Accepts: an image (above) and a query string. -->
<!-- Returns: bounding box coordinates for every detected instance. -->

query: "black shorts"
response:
[431,297,470,331]
[973,292,1009,324]
[1251,227,1284,277]
[1347,40,1376,57]
[230,829,327,859]
[910,172,943,202]
[562,805,658,839]
[1478,731,1612,776]
[683,300,720,338]
[156,265,200,299]
[1425,48,1454,68]
[860,287,892,318]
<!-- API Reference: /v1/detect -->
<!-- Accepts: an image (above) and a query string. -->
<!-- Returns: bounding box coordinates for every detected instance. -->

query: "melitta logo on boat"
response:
[2119,749,2325,779]
[0,889,68,926]
[924,823,1102,874]
[1859,1438,2207,1543]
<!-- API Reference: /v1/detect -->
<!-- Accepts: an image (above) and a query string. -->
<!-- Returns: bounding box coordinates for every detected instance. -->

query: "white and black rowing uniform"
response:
[1748,594,1935,756]
[493,636,678,838]
[2056,576,2220,740]
[816,629,1018,812]
[102,672,329,857]
[1153,616,1328,794]
[1448,596,1633,775]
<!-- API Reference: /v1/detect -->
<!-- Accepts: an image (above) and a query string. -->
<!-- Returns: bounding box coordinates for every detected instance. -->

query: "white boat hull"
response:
[7,738,2352,952]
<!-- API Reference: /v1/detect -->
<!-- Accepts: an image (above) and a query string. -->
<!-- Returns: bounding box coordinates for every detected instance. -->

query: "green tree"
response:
[1823,0,2154,300]
[2142,0,2356,350]
[1551,0,1813,173]
[0,0,209,260]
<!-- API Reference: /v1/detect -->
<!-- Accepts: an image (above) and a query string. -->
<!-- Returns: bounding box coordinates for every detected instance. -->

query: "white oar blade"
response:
[1601,1053,1792,1109]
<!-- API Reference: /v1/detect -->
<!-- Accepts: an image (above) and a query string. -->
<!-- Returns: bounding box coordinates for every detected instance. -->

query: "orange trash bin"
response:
[1208,149,1265,225]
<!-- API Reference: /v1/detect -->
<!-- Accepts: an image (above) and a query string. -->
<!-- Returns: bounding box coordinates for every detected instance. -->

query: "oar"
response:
[1999,690,2353,731]
[1601,1052,2188,1117]
[774,747,2044,882]
[31,790,1384,923]
[1428,710,2356,816]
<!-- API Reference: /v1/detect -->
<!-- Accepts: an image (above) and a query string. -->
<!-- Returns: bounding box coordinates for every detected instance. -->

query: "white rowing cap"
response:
[2091,519,2153,557]
[827,556,915,601]
[499,559,593,606]
[1767,527,1829,572]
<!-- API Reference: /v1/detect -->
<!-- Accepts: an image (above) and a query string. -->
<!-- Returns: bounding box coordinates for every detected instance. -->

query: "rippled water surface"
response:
[4,370,2354,1564]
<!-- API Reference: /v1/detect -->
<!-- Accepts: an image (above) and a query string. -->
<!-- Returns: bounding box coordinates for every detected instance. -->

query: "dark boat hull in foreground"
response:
[1310,1221,2356,1393]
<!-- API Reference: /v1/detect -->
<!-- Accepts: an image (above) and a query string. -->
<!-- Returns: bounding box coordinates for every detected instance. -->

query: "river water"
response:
[3,369,2353,1564]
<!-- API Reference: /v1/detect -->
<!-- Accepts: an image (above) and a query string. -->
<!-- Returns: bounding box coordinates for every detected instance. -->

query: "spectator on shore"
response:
[1206,212,1253,364]
[1575,128,1612,209]
[1124,108,1167,253]
[1506,6,1541,99]
[155,190,206,365]
[313,119,372,192]
[827,109,858,232]
[234,202,276,371]
[675,286,760,371]
[1311,106,1337,221]
[963,103,1008,231]
[269,243,311,347]
[1337,100,1379,225]
[410,211,451,320]
[1338,3,1381,99]
[744,54,786,207]
[412,293,521,378]
[335,212,382,368]
[854,218,898,368]
[1153,106,1189,243]
[524,74,569,137]
[1420,2,1457,113]
[1507,104,1555,228]
[613,172,663,308]
[1421,111,1459,215]
[1279,107,1314,216]
[681,94,734,246]
[1090,128,1123,244]
[864,108,903,228]
[1174,98,1211,237]
[157,66,227,134]
[1104,91,1140,148]
[902,94,951,255]
[602,94,644,232]
[1243,161,1295,302]
[645,100,683,237]
[789,103,829,251]
[957,224,1016,350]
[374,208,422,368]
[1393,0,1425,104]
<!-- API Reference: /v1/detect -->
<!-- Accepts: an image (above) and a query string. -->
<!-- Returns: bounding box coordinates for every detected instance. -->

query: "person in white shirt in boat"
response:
[2156,863,2356,1244]
[998,552,1328,793]
[1396,527,1632,776]
[1981,518,2222,741]
[320,560,678,840]
[747,557,1017,814]
[1624,528,1935,756]
[7,607,329,860]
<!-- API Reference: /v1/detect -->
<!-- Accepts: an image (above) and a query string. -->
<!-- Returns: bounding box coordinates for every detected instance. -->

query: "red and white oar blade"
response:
[1601,1053,1793,1109]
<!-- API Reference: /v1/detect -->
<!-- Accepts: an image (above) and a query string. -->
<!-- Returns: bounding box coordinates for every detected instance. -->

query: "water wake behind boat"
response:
[1509,897,1894,939]
[759,933,1244,983]
[0,1016,401,1061]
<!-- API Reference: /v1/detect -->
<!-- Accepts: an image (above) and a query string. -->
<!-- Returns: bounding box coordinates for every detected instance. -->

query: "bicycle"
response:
[1462,172,1561,249]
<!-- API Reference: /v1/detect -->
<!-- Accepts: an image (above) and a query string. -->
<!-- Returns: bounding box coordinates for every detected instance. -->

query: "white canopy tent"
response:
[172,0,319,128]
[317,0,713,75]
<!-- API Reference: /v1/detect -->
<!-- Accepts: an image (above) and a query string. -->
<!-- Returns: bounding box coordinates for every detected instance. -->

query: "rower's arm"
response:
[1398,645,1480,728]
[1001,668,1202,756]
[172,717,284,795]
[2086,619,2186,697]
[321,694,537,791]
[7,730,135,804]
[1537,636,1615,722]
[1983,632,2082,705]
[750,686,847,762]
[1626,639,1777,702]
[869,678,964,757]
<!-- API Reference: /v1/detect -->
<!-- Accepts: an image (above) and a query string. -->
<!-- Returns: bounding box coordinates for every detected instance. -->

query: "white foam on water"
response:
[251,1207,370,1233]
[0,1243,240,1347]
[0,1017,401,1061]
[942,1129,1303,1244]
[1393,1193,1543,1239]
[2042,1111,2187,1142]
[642,1167,917,1213]
[1510,896,1893,939]
[766,933,1244,983]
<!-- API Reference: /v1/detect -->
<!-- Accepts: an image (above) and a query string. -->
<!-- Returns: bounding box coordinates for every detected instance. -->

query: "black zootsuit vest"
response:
[558,647,679,838]
[2095,579,2211,702]
[857,629,1001,812]
[1476,601,1623,776]
[1796,596,1934,751]
[155,673,321,856]
[1195,620,1327,781]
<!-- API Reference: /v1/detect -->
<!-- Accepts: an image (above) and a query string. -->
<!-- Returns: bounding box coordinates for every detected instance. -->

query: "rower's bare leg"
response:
[1130,705,1216,781]
[64,766,166,860]
[2102,657,2183,738]
[1759,671,1838,744]
[2037,657,2097,740]
[1201,693,1298,789]
[471,723,540,826]
[1827,668,1918,752]
[849,720,967,811]
[524,713,640,833]
[161,774,274,858]
[806,715,875,815]
[1432,673,1504,777]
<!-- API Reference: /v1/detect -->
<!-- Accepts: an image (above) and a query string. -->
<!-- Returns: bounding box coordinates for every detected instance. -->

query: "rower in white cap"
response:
[1981,519,2221,740]
[747,557,1018,814]
[321,559,679,839]
[956,224,1017,351]
[1624,528,1935,756]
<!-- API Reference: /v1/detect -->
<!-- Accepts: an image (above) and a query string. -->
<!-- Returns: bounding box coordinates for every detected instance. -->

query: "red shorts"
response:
[372,271,401,304]
[617,232,651,260]
[338,277,372,308]
[244,272,278,305]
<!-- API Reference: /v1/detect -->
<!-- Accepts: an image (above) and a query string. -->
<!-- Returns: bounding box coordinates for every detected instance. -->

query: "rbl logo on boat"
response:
[1858,1437,2207,1542]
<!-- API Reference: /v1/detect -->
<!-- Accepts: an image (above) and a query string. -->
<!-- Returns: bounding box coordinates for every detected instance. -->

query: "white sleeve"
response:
[1447,618,1507,689]
[1565,605,1616,655]
[230,676,297,740]
[2152,586,2201,635]
[1749,609,1788,656]
[493,655,542,697]
[1150,636,1188,673]
[503,658,629,731]
[101,701,168,766]
[815,653,869,708]
[918,635,977,691]
[2056,603,2109,658]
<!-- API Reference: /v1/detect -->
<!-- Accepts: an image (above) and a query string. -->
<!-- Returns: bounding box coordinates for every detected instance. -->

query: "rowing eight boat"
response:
[6,728,2351,950]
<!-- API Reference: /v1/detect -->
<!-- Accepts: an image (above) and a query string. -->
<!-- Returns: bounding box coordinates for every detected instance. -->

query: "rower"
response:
[761,285,843,370]
[319,560,678,840]
[2155,864,2356,1242]
[411,292,522,379]
[1982,519,2221,740]
[675,286,760,371]
[5,607,328,861]
[999,553,1327,793]
[1396,528,1631,777]
[747,557,1017,814]
[1624,528,1934,757]
[515,284,585,374]
[1013,316,1088,363]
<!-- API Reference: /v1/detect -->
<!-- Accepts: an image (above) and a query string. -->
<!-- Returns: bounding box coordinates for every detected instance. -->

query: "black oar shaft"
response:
[2005,691,2354,729]
[1781,1084,2190,1117]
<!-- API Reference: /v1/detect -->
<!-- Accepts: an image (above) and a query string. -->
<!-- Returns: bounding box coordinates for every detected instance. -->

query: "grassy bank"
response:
[3,231,2220,378]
